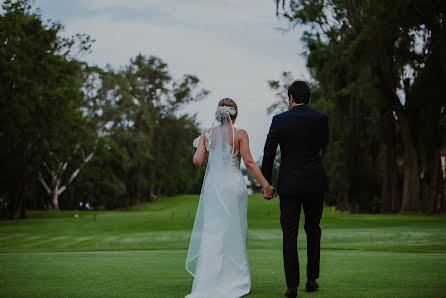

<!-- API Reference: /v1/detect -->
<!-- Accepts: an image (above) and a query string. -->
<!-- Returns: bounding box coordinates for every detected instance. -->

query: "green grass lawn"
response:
[1,194,446,297]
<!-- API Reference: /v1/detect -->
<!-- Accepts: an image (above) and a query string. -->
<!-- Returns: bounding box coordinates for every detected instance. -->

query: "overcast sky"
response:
[34,0,310,161]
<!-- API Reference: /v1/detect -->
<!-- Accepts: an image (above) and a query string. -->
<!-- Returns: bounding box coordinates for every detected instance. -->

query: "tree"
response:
[0,1,210,217]
[0,0,93,218]
[80,54,209,208]
[38,145,94,210]
[273,0,445,213]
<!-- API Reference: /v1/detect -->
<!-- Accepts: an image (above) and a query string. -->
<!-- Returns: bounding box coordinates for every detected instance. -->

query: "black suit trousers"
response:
[279,192,324,287]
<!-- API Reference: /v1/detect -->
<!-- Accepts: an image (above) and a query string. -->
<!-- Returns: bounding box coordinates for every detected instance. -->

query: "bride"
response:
[185,98,275,298]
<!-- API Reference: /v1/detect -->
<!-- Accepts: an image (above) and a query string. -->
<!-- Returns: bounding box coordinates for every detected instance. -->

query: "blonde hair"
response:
[218,98,238,121]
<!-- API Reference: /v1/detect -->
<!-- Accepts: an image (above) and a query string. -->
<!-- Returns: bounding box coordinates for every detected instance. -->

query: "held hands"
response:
[261,185,276,200]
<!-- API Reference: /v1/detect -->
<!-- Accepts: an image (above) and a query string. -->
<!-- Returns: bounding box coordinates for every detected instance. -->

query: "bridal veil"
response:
[185,106,251,298]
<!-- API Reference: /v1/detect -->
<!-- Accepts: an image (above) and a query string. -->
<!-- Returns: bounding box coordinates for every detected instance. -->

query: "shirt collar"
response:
[291,103,308,110]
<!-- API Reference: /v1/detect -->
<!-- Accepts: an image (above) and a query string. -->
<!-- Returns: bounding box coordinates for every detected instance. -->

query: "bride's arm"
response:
[193,131,208,166]
[239,129,273,191]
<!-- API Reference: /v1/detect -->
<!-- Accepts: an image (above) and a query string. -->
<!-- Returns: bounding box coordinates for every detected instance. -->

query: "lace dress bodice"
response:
[231,149,241,169]
[216,147,241,169]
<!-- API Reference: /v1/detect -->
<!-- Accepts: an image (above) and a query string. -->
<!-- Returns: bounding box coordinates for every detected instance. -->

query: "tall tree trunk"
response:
[377,50,421,213]
[381,116,401,212]
[399,111,421,212]
[10,184,26,219]
[9,168,27,219]
[428,149,444,213]
[426,25,446,213]
[10,192,25,219]
[375,60,403,213]
[51,180,60,210]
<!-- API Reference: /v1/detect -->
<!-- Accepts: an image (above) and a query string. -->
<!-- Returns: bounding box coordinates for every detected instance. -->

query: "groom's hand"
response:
[262,185,276,200]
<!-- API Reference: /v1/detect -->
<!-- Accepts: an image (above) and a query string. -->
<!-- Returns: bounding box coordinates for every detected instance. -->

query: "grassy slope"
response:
[1,194,445,297]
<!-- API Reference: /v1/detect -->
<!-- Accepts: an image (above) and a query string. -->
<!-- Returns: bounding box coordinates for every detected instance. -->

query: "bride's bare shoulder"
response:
[235,128,248,139]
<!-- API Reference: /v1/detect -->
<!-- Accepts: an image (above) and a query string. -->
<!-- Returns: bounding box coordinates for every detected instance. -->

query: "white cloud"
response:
[78,0,164,10]
[57,0,310,160]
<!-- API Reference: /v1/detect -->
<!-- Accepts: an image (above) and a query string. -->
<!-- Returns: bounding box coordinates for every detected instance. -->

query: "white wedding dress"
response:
[185,109,251,298]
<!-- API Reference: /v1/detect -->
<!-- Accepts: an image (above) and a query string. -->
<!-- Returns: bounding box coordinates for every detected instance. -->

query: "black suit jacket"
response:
[261,104,329,196]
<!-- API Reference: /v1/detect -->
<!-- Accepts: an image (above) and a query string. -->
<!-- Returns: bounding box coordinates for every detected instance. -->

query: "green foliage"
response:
[272,0,446,213]
[0,0,93,218]
[79,54,208,208]
[0,0,209,216]
[68,137,128,210]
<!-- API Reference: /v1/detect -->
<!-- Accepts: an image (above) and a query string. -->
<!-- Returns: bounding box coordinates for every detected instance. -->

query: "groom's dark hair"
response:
[288,80,311,104]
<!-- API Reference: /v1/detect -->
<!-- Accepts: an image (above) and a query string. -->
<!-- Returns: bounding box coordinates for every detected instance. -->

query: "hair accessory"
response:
[215,106,236,116]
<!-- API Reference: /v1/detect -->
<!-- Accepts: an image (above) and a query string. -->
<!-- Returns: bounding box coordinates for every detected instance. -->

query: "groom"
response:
[261,80,329,297]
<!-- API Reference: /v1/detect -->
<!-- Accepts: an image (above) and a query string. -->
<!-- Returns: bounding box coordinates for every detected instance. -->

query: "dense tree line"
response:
[271,0,446,213]
[0,0,207,219]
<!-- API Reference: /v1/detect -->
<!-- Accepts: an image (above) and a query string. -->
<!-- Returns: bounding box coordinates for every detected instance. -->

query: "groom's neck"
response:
[290,102,305,108]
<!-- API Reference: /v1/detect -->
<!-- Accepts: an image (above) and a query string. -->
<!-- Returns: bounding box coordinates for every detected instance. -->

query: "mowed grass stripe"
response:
[1,195,445,253]
[0,249,445,297]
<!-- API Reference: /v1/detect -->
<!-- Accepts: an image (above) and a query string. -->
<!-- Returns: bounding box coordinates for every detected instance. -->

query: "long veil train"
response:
[185,107,251,298]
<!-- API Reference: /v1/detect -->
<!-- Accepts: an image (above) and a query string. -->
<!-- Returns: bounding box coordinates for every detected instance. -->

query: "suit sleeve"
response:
[261,115,279,185]
[321,115,329,155]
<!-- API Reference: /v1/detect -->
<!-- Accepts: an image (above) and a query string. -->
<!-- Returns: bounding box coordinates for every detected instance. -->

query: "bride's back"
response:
[203,126,241,170]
